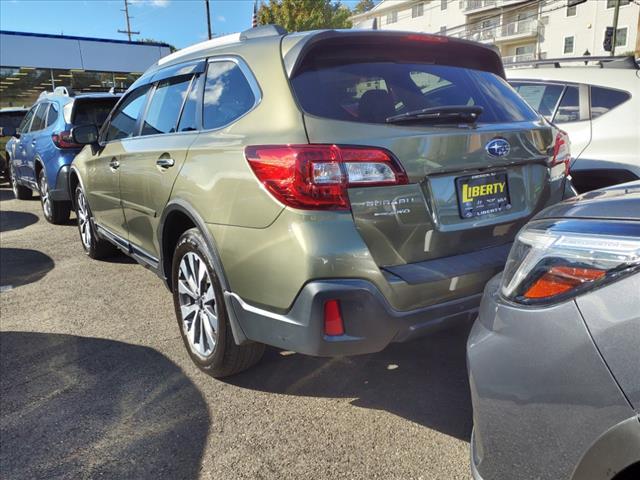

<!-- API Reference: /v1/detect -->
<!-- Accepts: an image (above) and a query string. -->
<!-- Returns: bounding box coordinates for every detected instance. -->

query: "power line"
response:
[118,0,140,41]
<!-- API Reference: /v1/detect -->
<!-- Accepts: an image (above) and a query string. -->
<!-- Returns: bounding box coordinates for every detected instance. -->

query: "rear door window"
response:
[590,86,630,119]
[72,98,119,129]
[141,76,193,136]
[291,61,537,124]
[177,75,199,132]
[554,86,580,123]
[105,86,151,142]
[46,103,59,127]
[510,82,564,120]
[202,61,256,130]
[30,103,49,132]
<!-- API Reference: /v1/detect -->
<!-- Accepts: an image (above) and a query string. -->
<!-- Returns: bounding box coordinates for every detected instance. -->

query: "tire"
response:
[74,186,118,259]
[172,228,265,377]
[39,169,70,224]
[9,161,32,200]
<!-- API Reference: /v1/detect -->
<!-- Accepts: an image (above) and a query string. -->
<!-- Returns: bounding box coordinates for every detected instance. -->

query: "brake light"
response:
[404,34,448,44]
[245,145,408,210]
[550,130,571,180]
[52,130,81,149]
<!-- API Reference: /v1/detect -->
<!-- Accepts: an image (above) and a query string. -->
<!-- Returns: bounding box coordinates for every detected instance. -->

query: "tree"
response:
[353,0,375,14]
[140,38,177,52]
[257,0,352,32]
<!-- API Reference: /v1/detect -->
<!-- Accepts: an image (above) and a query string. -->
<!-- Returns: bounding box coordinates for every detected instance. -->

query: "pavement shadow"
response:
[227,320,473,441]
[0,247,54,289]
[0,210,39,232]
[0,332,210,480]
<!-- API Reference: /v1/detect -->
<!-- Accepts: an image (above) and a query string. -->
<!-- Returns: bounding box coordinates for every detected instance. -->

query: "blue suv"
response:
[6,88,119,223]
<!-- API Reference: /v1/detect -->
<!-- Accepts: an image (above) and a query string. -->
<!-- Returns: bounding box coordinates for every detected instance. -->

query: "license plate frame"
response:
[455,170,511,219]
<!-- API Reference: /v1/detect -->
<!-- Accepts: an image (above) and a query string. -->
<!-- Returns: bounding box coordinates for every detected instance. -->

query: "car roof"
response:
[536,181,640,221]
[506,67,640,89]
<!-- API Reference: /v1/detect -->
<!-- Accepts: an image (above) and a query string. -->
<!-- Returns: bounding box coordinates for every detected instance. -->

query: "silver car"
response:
[467,181,640,480]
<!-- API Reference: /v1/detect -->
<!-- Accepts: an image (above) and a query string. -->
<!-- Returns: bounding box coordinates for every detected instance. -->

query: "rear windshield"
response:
[72,98,119,128]
[291,62,538,124]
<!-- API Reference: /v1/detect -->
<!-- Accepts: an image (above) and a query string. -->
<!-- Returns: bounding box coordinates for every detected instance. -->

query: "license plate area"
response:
[456,171,511,219]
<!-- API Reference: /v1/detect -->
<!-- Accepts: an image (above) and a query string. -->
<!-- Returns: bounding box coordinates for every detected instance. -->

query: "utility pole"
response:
[611,0,620,56]
[205,0,213,40]
[118,0,140,41]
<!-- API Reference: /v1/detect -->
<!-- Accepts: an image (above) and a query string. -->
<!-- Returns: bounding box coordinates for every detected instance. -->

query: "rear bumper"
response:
[226,278,480,356]
[49,165,70,201]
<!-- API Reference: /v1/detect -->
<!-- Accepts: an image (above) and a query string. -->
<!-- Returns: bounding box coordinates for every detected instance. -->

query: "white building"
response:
[350,0,640,65]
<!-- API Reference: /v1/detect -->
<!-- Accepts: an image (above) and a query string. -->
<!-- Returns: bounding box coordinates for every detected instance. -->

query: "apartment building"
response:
[350,0,640,64]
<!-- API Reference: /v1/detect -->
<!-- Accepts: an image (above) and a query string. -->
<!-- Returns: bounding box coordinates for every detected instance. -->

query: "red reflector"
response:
[324,300,344,336]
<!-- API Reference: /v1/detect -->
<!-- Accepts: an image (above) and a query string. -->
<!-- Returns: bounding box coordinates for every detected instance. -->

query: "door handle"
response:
[156,158,175,168]
[109,158,120,170]
[31,140,36,146]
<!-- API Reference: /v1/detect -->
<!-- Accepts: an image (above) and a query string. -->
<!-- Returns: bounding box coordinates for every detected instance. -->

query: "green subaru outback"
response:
[69,26,574,376]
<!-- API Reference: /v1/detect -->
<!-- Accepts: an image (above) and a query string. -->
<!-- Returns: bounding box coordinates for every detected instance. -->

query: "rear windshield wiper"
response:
[386,105,483,125]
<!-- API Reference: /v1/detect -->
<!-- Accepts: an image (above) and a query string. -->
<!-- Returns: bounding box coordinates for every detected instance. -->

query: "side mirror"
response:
[72,124,99,145]
[2,127,18,137]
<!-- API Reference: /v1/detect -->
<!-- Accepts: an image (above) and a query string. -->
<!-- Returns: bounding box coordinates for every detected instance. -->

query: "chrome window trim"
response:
[199,55,263,133]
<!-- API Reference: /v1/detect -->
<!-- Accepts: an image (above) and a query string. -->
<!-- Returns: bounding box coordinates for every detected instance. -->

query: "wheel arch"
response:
[158,199,249,345]
[67,166,83,208]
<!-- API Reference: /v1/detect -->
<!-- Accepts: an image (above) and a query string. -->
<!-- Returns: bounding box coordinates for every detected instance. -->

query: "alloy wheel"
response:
[76,189,92,249]
[40,174,51,218]
[177,251,218,358]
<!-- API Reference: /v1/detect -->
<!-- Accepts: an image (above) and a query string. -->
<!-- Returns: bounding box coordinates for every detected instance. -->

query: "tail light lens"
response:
[549,130,571,180]
[323,299,344,336]
[245,144,408,210]
[52,130,81,149]
[501,219,640,305]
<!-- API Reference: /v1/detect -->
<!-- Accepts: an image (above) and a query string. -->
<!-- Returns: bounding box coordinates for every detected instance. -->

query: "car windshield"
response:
[291,61,537,124]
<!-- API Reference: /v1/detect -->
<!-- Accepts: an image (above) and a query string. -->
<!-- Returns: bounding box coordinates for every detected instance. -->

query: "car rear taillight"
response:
[549,130,571,180]
[52,130,81,149]
[245,144,408,210]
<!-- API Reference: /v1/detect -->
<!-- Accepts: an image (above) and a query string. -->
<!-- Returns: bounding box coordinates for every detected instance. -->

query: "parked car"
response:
[6,87,119,223]
[507,56,640,193]
[70,26,574,377]
[0,106,28,179]
[468,181,640,480]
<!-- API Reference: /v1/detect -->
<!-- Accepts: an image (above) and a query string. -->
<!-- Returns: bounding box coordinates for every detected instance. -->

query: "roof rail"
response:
[239,24,287,41]
[37,86,75,100]
[508,55,638,70]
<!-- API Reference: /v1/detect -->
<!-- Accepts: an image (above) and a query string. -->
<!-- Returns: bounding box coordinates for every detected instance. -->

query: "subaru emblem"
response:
[485,138,510,158]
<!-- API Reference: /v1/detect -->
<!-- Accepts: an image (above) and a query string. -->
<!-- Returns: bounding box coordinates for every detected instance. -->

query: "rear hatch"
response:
[287,32,560,269]
[67,95,119,129]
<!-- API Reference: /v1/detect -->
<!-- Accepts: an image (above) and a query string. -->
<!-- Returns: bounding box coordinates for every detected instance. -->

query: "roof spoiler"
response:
[240,24,287,41]
[508,55,638,70]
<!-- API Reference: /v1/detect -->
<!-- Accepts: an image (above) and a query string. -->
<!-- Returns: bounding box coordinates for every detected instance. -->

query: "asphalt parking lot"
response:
[0,180,472,480]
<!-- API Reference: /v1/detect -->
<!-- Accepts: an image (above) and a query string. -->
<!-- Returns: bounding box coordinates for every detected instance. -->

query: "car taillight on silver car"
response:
[500,218,640,304]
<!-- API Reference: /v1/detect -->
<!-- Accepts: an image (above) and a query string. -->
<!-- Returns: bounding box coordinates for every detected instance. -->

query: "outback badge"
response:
[485,138,510,158]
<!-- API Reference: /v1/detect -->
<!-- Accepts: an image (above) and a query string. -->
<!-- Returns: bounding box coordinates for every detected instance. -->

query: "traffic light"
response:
[603,27,614,52]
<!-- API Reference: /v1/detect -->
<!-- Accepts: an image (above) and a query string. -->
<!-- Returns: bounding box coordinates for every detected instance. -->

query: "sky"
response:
[0,0,365,49]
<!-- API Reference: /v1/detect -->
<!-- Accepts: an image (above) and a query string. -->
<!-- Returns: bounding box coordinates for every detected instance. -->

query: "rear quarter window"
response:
[202,61,256,130]
[590,86,630,119]
[291,61,537,124]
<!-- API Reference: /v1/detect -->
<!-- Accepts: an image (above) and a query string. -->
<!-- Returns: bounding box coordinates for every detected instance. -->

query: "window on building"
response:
[105,85,151,141]
[615,27,628,47]
[606,0,630,8]
[554,85,580,123]
[386,11,398,23]
[566,4,577,16]
[412,3,424,17]
[590,86,631,119]
[441,0,448,10]
[515,45,535,56]
[141,76,193,136]
[563,36,574,54]
[202,61,256,130]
